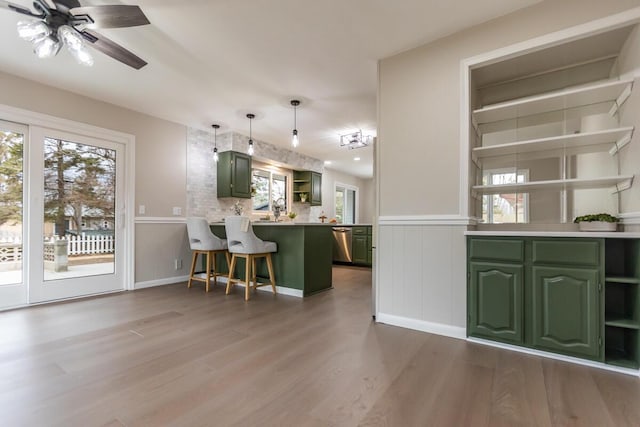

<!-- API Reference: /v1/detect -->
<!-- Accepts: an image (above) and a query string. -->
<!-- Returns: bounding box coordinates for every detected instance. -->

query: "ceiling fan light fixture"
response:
[33,35,61,59]
[59,26,94,66]
[17,20,50,42]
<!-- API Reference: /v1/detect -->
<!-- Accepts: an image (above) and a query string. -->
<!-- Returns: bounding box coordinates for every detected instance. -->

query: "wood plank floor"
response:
[1,265,639,426]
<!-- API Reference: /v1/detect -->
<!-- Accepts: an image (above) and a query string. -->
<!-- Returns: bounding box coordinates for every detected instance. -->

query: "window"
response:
[335,184,357,224]
[482,169,528,224]
[252,167,290,213]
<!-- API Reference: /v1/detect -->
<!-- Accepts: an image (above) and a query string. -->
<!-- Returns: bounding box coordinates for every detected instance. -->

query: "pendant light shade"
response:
[212,124,220,162]
[290,99,300,148]
[246,113,255,156]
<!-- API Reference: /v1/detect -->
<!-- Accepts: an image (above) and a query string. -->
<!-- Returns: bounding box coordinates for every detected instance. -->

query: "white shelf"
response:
[472,175,634,195]
[473,78,634,124]
[473,127,635,159]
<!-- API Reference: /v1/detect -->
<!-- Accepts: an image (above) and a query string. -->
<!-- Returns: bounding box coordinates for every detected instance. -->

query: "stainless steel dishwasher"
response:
[332,227,352,263]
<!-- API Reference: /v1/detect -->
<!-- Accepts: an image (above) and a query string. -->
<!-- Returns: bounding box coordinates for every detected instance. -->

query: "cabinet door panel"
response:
[532,266,601,359]
[310,172,322,205]
[232,153,252,198]
[469,262,524,344]
[353,235,368,265]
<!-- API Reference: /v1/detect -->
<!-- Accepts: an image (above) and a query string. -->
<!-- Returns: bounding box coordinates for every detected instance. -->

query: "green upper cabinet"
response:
[469,261,524,344]
[217,151,252,198]
[293,170,322,206]
[531,266,601,360]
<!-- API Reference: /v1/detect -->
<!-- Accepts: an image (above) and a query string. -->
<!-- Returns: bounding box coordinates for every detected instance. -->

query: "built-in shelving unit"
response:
[472,126,634,160]
[473,78,634,124]
[472,175,634,195]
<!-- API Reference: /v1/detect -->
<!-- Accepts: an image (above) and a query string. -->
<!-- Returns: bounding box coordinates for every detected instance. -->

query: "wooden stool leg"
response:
[212,251,218,286]
[252,257,258,294]
[188,251,198,288]
[205,251,212,292]
[226,254,237,295]
[266,253,277,294]
[244,255,252,301]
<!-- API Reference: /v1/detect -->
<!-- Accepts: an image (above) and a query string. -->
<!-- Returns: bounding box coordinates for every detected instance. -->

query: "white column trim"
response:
[377,313,466,340]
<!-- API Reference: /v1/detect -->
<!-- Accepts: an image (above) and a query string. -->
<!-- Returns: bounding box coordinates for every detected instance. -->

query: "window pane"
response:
[0,129,24,286]
[252,170,270,211]
[272,174,287,210]
[335,188,344,223]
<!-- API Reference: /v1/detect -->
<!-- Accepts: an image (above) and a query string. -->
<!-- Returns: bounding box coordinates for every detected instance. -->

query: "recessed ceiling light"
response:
[354,157,361,161]
[324,160,332,165]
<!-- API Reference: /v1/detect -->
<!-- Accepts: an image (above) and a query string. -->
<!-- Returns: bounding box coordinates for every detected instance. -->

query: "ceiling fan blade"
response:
[70,5,149,28]
[0,0,44,17]
[80,29,147,70]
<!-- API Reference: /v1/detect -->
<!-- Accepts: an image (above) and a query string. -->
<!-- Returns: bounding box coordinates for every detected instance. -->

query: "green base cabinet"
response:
[352,226,372,266]
[532,266,601,360]
[469,261,524,345]
[217,151,252,198]
[468,236,605,363]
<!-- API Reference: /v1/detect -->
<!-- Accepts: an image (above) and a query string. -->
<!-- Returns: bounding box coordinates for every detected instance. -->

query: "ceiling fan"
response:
[0,0,150,69]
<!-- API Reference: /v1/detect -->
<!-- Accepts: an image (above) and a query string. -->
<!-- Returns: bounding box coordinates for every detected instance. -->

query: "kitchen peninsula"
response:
[210,222,333,297]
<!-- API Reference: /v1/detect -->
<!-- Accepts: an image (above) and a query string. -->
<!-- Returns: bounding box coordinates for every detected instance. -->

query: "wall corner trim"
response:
[376,313,466,340]
[378,215,475,226]
[620,212,640,225]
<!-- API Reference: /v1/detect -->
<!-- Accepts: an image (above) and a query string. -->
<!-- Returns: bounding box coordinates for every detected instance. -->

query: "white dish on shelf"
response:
[578,221,617,232]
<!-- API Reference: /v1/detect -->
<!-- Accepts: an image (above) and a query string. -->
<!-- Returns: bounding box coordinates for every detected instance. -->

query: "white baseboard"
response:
[467,337,640,377]
[135,275,190,289]
[376,313,466,340]
[134,274,304,298]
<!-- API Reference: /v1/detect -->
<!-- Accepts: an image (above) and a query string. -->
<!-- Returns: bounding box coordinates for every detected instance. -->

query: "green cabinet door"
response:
[532,266,601,360]
[217,151,252,198]
[353,234,368,265]
[310,172,322,206]
[469,262,524,344]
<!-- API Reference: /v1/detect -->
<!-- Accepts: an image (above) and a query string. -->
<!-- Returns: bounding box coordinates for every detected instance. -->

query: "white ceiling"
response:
[0,0,540,177]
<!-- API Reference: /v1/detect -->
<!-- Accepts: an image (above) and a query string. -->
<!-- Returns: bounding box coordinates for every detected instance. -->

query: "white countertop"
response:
[465,231,640,238]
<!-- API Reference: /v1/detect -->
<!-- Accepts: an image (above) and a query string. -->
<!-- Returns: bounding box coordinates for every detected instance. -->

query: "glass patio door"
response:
[0,120,28,309]
[27,126,125,303]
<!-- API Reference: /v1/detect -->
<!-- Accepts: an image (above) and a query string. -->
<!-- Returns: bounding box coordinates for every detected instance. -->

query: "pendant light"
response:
[290,99,300,148]
[246,113,255,156]
[211,124,220,162]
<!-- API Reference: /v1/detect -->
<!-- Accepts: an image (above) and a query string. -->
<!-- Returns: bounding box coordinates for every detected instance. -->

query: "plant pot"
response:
[578,221,617,232]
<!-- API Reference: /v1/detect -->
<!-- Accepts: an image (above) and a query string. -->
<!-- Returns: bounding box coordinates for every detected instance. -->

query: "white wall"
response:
[321,168,374,224]
[376,0,640,336]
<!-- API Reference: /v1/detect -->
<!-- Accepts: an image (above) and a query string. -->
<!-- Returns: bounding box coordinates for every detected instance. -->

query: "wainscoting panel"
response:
[377,223,467,339]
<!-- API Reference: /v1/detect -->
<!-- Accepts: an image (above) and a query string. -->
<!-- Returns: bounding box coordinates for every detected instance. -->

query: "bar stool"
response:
[186,217,230,292]
[224,216,277,301]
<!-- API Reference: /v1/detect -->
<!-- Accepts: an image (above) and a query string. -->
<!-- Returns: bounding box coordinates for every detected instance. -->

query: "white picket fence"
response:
[66,234,114,255]
[0,233,114,261]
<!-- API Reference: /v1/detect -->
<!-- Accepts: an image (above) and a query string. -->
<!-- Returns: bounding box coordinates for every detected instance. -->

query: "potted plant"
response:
[288,211,297,222]
[573,213,620,232]
[299,192,308,203]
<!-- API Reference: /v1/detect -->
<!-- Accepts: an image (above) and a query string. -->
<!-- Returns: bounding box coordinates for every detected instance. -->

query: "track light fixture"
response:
[246,113,255,156]
[290,99,300,148]
[211,124,220,162]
